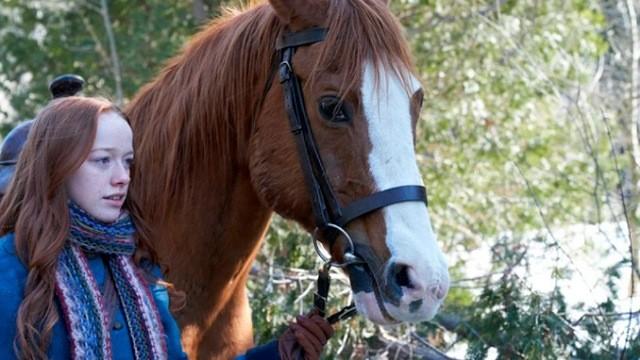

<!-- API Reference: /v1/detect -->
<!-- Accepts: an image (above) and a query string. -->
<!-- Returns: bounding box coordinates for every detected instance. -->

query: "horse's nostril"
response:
[431,285,446,300]
[393,264,414,289]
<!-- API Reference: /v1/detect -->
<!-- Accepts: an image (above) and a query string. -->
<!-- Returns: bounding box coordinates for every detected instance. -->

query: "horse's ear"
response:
[269,0,328,30]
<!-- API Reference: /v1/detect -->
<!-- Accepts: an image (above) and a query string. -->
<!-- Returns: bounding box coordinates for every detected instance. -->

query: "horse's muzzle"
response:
[346,243,449,324]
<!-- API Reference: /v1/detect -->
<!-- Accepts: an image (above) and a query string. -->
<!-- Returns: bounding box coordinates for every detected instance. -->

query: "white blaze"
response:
[358,62,449,322]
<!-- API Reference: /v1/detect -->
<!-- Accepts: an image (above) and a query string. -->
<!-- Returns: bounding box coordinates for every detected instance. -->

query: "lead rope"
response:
[310,224,362,324]
[313,262,358,324]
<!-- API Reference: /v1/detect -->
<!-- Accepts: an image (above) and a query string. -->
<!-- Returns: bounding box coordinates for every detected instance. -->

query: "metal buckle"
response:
[278,60,292,83]
[312,223,363,268]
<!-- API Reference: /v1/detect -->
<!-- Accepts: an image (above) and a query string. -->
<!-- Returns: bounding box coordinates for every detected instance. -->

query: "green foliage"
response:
[407,0,609,239]
[0,0,197,124]
[2,0,639,358]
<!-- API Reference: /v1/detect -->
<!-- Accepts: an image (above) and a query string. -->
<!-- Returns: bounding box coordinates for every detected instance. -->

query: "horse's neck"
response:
[157,169,272,324]
[127,13,279,353]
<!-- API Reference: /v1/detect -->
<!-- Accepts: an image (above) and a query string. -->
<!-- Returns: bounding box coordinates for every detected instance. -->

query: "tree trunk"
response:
[192,0,207,24]
[625,0,640,296]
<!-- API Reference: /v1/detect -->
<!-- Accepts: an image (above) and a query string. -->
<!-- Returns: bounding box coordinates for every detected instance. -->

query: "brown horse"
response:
[125,0,449,358]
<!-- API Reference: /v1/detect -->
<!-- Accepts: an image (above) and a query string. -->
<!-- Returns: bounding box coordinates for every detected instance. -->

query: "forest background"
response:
[1,0,639,358]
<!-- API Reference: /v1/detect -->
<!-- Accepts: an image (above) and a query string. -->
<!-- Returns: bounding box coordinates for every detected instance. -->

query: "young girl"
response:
[0,97,332,359]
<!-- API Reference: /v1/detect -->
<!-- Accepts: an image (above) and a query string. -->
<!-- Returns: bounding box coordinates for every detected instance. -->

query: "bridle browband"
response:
[275,27,428,323]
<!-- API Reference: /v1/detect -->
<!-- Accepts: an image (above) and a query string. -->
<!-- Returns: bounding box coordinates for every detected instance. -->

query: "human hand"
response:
[278,311,334,360]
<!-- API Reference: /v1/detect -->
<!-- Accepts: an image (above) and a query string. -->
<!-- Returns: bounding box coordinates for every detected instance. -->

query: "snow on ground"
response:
[448,222,639,356]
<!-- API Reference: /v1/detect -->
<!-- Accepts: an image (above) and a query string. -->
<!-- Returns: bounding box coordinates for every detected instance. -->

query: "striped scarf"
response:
[54,202,167,360]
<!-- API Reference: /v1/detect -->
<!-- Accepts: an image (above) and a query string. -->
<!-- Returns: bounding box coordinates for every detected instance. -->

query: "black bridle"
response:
[275,27,428,323]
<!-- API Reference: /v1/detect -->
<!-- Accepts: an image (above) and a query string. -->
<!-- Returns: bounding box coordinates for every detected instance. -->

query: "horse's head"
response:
[249,0,449,325]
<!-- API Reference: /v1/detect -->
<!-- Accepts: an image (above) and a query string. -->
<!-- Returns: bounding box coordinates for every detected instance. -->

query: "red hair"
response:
[0,96,159,359]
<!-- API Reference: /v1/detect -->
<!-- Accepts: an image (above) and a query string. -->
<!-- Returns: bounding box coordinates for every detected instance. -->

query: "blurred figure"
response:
[0,74,84,197]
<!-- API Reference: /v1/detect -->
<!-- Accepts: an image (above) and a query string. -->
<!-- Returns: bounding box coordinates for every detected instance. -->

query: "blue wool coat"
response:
[0,233,278,359]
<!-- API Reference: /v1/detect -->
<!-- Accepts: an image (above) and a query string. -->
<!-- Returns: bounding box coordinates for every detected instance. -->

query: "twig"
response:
[335,325,350,357]
[294,281,315,307]
[80,15,110,67]
[571,310,640,325]
[410,332,457,360]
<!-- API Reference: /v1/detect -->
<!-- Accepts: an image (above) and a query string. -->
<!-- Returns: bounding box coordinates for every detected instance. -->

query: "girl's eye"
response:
[125,158,134,168]
[93,157,110,165]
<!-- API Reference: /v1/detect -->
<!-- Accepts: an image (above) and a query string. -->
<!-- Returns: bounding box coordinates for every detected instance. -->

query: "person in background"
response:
[0,74,85,198]
[0,96,333,359]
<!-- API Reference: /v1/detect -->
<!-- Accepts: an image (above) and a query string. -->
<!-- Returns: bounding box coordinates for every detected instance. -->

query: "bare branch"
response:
[411,332,457,360]
[80,16,110,67]
[99,0,123,105]
[376,328,458,360]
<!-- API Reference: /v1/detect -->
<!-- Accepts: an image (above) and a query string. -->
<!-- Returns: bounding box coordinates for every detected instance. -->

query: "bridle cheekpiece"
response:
[275,27,428,323]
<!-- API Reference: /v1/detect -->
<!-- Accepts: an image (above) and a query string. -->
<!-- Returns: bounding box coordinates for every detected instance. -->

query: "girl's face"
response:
[66,111,134,223]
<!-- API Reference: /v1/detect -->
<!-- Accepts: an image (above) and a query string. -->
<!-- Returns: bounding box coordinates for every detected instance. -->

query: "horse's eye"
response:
[318,96,350,123]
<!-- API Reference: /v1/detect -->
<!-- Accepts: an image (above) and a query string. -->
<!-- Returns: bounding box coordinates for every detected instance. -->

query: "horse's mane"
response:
[126,0,414,221]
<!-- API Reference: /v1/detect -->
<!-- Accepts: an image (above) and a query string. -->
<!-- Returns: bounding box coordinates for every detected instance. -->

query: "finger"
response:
[295,326,323,354]
[294,328,320,358]
[297,315,329,344]
[305,350,320,360]
[309,314,334,339]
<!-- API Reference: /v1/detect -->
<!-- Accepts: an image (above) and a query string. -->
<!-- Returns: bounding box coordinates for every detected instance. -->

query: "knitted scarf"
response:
[54,202,167,360]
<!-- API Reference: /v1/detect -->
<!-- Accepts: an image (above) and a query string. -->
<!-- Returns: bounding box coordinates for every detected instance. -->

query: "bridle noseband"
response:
[275,27,428,323]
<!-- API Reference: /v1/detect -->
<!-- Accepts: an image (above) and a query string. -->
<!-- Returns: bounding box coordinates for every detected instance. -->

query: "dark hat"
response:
[49,74,85,99]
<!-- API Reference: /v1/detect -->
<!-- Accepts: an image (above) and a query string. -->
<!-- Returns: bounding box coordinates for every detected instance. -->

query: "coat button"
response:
[113,321,123,330]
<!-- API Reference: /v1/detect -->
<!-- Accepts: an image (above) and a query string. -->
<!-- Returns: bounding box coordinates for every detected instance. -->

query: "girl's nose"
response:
[112,162,130,186]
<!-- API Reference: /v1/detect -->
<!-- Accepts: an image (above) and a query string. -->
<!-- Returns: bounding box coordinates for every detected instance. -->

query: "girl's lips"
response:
[103,197,125,207]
